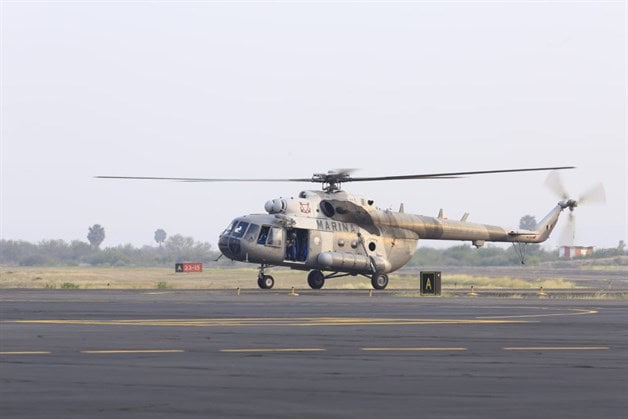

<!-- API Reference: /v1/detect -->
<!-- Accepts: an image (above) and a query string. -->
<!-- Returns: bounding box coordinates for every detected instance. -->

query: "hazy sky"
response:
[1,1,626,250]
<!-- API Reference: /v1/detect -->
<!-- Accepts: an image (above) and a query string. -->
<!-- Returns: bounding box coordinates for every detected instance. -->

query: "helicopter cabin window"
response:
[266,227,283,247]
[246,224,259,242]
[257,226,270,244]
[231,221,249,238]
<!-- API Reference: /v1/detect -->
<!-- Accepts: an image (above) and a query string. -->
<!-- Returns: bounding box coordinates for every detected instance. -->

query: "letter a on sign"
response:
[420,271,441,295]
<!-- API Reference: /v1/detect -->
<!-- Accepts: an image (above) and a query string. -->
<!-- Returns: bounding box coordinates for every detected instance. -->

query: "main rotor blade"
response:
[96,166,574,184]
[346,166,575,183]
[94,176,313,183]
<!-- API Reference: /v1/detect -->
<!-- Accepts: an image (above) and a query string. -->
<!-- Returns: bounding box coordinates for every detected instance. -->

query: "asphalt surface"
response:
[1,289,627,418]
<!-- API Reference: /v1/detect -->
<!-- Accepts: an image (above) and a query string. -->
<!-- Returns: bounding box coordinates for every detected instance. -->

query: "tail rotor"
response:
[545,171,605,246]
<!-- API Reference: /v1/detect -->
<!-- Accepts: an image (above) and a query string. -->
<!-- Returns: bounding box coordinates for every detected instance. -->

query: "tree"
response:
[154,229,167,247]
[164,234,212,263]
[87,224,105,249]
[519,215,537,230]
[518,215,542,257]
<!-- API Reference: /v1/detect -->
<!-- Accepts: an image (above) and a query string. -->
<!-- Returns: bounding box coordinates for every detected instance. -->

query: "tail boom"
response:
[376,203,566,245]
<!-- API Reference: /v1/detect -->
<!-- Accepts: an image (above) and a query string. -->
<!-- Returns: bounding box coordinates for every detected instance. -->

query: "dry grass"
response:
[580,265,628,272]
[0,266,385,290]
[1,267,263,290]
[0,266,578,290]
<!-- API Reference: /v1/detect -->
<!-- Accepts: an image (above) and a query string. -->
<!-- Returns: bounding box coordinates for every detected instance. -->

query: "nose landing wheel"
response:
[257,264,275,289]
[371,273,389,290]
[257,274,275,289]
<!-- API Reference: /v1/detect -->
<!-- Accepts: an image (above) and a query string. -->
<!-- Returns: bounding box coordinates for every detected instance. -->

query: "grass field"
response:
[0,266,579,290]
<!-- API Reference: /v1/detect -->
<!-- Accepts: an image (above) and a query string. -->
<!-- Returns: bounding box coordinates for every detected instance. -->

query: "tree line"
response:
[0,234,224,267]
[1,238,625,268]
[1,222,625,267]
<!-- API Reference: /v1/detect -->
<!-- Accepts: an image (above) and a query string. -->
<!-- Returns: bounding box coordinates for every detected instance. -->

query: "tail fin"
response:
[508,204,564,243]
[532,204,563,242]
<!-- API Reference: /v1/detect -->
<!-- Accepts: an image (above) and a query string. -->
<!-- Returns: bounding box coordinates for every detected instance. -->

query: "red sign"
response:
[175,262,203,273]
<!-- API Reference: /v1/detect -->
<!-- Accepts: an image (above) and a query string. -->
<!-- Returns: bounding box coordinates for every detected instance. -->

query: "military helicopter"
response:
[97,166,604,290]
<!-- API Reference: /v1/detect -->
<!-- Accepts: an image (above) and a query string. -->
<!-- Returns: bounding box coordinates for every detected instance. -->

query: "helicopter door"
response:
[296,229,309,261]
[285,228,309,262]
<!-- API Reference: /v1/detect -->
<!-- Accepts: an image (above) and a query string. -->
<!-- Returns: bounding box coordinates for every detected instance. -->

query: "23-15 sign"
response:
[175,262,203,273]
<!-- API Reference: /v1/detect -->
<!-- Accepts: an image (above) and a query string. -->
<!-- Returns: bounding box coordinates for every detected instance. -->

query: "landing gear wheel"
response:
[258,275,274,289]
[307,270,325,289]
[371,273,389,290]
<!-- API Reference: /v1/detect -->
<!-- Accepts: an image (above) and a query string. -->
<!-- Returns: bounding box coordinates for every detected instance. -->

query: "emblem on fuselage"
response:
[299,202,312,214]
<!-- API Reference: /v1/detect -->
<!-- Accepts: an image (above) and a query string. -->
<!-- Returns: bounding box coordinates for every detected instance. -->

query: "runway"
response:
[1,290,627,418]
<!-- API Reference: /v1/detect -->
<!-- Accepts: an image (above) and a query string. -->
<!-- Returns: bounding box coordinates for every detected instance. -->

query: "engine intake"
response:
[265,198,287,214]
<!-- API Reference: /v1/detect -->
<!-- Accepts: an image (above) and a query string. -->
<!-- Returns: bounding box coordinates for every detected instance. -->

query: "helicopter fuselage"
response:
[218,190,415,276]
[218,189,567,288]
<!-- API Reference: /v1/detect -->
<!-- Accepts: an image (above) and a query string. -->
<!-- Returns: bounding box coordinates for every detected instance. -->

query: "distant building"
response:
[559,246,595,259]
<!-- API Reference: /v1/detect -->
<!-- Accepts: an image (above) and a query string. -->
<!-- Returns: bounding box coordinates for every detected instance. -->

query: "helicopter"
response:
[97,166,605,290]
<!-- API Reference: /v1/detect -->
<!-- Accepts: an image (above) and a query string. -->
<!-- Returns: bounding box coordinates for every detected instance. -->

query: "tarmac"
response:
[1,289,627,418]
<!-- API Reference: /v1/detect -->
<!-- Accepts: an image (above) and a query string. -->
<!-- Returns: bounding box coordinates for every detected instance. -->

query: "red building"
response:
[559,246,595,259]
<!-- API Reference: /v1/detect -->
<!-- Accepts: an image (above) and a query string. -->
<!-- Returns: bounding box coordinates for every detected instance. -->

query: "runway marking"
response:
[362,347,467,352]
[221,348,326,353]
[478,308,598,319]
[0,347,613,356]
[4,317,533,327]
[81,349,185,354]
[0,351,51,355]
[503,346,609,351]
[4,308,598,329]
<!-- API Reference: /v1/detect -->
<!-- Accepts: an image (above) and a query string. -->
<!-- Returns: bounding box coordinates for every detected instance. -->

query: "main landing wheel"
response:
[258,275,274,289]
[371,273,389,290]
[307,270,325,289]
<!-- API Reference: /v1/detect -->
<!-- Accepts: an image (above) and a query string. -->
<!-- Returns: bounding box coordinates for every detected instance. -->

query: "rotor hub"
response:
[312,171,353,192]
[559,199,578,211]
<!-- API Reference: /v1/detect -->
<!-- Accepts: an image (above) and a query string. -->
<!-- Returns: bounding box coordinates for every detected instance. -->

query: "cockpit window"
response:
[222,221,235,236]
[231,221,249,238]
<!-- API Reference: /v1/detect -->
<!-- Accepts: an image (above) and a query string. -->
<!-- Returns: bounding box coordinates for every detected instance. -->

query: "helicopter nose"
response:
[218,235,242,260]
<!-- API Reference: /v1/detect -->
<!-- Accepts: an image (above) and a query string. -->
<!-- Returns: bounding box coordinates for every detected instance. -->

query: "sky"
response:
[1,1,626,251]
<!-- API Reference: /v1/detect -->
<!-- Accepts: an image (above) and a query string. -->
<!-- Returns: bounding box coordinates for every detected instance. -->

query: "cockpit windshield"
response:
[231,221,250,238]
[222,220,251,238]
